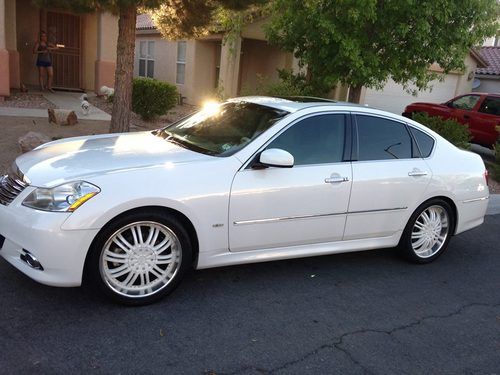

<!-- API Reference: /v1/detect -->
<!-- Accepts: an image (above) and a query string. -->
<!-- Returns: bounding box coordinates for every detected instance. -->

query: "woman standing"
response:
[33,31,56,93]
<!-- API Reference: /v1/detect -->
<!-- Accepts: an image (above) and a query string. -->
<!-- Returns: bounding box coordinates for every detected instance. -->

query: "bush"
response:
[240,69,329,98]
[132,77,178,120]
[411,112,471,149]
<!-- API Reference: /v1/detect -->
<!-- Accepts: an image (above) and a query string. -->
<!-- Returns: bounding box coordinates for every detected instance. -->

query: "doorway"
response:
[45,11,82,90]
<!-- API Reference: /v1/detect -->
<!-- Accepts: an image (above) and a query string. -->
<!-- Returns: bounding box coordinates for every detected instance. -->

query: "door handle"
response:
[463,114,470,119]
[408,168,428,177]
[325,175,349,183]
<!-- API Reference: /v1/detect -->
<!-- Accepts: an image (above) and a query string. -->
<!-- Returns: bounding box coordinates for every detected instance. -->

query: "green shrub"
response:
[411,112,471,149]
[240,69,329,98]
[132,77,178,120]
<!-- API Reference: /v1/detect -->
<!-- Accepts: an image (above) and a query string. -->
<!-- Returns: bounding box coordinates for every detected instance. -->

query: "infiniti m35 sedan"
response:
[0,97,489,304]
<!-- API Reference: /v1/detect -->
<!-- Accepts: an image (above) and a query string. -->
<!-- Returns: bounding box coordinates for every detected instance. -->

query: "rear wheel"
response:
[399,199,454,263]
[86,211,192,305]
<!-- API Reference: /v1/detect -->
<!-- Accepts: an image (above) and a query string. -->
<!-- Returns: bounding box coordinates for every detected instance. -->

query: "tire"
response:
[85,210,192,305]
[399,199,454,264]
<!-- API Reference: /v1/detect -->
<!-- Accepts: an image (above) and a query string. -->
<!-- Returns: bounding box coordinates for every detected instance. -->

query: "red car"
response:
[403,93,500,148]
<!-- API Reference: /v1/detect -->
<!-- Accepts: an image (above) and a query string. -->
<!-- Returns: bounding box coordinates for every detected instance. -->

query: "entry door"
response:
[229,114,352,252]
[46,11,81,89]
[344,114,431,240]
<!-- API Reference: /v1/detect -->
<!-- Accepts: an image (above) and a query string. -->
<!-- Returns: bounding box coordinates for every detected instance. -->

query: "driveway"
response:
[1,214,499,374]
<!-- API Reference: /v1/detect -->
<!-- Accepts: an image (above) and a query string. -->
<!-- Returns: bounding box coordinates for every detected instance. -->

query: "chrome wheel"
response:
[411,205,449,258]
[99,221,182,298]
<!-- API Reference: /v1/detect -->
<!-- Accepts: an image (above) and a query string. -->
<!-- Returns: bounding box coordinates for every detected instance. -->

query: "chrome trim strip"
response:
[233,207,408,226]
[348,207,408,215]
[462,196,489,203]
[234,212,346,226]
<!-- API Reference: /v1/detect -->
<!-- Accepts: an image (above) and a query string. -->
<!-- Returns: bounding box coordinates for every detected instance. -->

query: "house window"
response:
[176,41,187,84]
[139,41,155,78]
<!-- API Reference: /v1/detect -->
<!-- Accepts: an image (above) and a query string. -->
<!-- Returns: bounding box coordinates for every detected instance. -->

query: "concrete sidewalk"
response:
[0,91,110,121]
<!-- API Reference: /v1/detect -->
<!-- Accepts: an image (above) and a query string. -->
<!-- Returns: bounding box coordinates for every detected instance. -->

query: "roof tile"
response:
[476,47,500,76]
[136,13,156,30]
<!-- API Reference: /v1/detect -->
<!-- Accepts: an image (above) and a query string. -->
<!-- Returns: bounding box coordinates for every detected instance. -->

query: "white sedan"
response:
[0,97,489,304]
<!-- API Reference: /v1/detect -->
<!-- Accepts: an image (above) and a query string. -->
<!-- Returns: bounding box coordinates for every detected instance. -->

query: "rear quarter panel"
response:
[423,139,488,234]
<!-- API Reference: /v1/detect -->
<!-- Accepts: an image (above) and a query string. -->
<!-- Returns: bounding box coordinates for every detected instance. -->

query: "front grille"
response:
[0,167,29,206]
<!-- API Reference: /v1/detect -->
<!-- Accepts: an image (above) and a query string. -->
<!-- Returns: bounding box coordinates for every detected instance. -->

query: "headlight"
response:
[23,181,100,212]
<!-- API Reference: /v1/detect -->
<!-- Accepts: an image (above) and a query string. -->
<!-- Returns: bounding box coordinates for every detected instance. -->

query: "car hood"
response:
[15,131,212,187]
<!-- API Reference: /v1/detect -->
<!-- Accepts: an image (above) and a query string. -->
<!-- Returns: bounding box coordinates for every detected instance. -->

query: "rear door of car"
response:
[344,114,432,240]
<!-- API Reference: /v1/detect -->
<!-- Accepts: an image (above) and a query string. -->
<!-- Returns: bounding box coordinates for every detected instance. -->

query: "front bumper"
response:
[0,188,99,287]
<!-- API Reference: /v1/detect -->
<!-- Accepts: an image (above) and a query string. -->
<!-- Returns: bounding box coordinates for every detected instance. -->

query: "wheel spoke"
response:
[126,272,139,287]
[104,249,128,259]
[411,231,425,239]
[154,239,172,254]
[113,234,133,253]
[109,264,131,278]
[145,226,160,246]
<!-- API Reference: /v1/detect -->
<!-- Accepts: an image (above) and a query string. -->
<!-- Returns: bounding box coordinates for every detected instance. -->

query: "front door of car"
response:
[475,96,500,147]
[344,114,432,241]
[446,94,482,130]
[229,114,352,252]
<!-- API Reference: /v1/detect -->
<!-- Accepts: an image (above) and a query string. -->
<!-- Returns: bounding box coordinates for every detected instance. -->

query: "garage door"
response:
[364,75,459,114]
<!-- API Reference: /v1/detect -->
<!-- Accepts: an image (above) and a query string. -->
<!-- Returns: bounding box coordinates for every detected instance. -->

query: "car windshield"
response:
[155,102,289,156]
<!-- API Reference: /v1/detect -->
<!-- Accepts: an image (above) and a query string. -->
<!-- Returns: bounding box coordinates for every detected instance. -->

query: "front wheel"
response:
[86,211,192,305]
[399,199,454,263]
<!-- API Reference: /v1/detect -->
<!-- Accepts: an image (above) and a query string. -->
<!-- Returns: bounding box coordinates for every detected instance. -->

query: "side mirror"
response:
[258,148,294,168]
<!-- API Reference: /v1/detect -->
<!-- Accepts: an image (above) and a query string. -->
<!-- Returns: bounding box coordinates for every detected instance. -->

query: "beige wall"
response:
[473,76,500,93]
[5,0,16,50]
[238,38,291,94]
[82,13,97,90]
[134,33,220,104]
[453,53,477,96]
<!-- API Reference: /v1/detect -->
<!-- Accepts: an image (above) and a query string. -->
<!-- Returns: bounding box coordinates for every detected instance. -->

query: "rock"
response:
[48,108,78,126]
[18,132,51,153]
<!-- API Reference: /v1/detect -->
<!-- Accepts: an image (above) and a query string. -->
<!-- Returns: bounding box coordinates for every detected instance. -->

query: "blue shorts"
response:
[36,60,52,68]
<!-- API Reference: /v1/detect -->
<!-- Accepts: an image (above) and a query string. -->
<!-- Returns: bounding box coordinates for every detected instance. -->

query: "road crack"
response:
[216,301,500,375]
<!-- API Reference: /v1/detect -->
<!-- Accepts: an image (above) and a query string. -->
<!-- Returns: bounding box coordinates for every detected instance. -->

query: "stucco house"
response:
[135,14,298,105]
[136,14,488,113]
[362,50,487,114]
[0,0,118,99]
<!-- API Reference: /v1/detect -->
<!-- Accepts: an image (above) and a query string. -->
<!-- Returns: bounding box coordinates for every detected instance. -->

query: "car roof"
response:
[227,95,439,138]
[228,96,367,113]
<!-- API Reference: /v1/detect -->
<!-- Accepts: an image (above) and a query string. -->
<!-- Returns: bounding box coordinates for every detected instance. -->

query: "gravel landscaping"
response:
[87,95,197,130]
[0,91,55,109]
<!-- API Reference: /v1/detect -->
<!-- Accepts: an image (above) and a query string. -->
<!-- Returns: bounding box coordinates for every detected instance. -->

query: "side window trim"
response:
[242,111,351,170]
[352,113,415,162]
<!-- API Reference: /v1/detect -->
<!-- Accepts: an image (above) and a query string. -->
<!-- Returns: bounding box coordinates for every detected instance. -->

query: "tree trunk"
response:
[348,85,363,104]
[109,5,137,133]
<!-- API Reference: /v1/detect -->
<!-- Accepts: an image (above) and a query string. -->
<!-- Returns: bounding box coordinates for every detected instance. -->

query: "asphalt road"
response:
[1,215,499,375]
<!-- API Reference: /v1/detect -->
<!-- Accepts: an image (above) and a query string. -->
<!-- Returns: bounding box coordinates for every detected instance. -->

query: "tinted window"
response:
[267,114,345,165]
[357,115,412,161]
[449,95,480,111]
[410,127,435,157]
[478,96,500,116]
